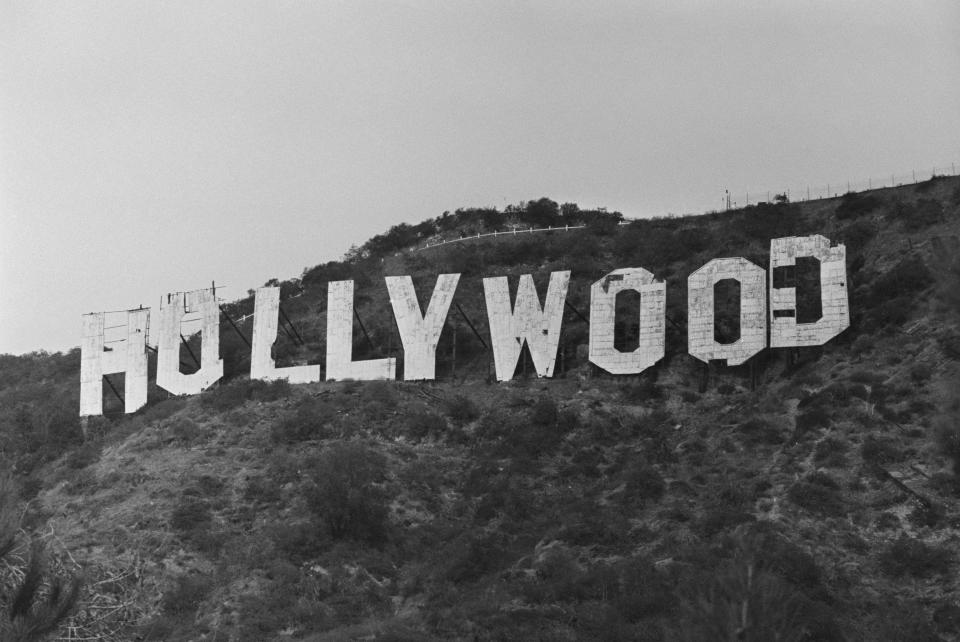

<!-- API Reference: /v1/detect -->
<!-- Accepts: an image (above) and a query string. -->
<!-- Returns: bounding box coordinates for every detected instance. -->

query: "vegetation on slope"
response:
[1,175,960,640]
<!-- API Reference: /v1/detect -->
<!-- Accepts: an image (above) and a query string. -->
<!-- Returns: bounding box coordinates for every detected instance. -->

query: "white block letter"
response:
[483,271,570,381]
[251,287,320,384]
[769,235,849,347]
[157,288,223,395]
[326,280,396,381]
[588,268,665,375]
[688,258,767,365]
[80,309,149,416]
[386,273,460,381]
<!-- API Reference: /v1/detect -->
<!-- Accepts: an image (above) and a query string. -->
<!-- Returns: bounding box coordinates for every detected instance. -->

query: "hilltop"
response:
[2,175,960,640]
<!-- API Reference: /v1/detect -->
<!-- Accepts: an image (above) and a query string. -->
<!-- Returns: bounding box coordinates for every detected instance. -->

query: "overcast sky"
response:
[1,1,958,355]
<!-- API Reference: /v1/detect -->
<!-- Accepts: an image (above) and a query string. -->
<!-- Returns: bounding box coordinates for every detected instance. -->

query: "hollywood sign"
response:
[80,234,848,417]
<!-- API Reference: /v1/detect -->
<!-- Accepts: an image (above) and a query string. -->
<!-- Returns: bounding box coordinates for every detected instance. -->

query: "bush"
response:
[161,574,213,616]
[860,435,903,465]
[444,394,480,424]
[303,442,391,543]
[65,441,102,469]
[813,437,849,467]
[787,473,844,516]
[201,378,293,412]
[739,417,785,445]
[877,536,951,578]
[399,407,448,440]
[901,198,945,231]
[621,462,665,506]
[909,362,934,384]
[794,407,831,437]
[529,396,558,427]
[170,497,211,534]
[168,417,199,443]
[271,398,333,444]
[935,408,960,478]
[695,507,755,537]
[835,192,882,220]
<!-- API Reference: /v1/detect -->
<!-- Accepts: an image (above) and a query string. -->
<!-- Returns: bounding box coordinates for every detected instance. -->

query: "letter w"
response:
[482,271,570,381]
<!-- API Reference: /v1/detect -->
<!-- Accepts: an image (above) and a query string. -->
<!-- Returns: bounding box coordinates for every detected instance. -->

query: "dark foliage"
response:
[787,473,844,516]
[877,536,952,578]
[303,442,391,543]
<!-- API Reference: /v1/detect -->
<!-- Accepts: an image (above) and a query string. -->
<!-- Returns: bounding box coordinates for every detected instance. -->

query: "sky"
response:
[1,1,958,355]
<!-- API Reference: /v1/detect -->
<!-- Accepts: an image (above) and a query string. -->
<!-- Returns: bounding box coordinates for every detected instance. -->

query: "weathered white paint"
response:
[769,235,849,347]
[386,273,460,381]
[156,288,223,395]
[483,271,570,381]
[326,280,396,381]
[251,287,321,384]
[80,309,149,416]
[688,258,767,365]
[588,268,665,374]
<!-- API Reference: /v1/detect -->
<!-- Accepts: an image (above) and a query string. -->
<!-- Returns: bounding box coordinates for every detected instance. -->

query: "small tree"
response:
[0,474,80,641]
[303,443,390,543]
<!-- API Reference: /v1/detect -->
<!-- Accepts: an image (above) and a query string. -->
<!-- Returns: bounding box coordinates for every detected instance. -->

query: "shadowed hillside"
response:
[3,175,960,640]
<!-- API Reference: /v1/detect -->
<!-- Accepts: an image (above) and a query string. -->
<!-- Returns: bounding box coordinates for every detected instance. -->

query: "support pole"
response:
[353,308,377,352]
[456,303,488,350]
[219,305,251,348]
[278,305,305,345]
[103,374,124,405]
[451,322,457,378]
[564,300,590,325]
[180,334,201,368]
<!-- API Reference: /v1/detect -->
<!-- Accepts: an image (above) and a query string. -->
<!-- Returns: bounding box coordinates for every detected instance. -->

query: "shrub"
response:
[303,442,391,543]
[620,378,663,402]
[443,531,512,583]
[839,219,877,255]
[161,574,213,616]
[794,407,831,437]
[935,413,960,477]
[813,437,849,467]
[695,507,755,537]
[201,378,294,412]
[787,473,844,516]
[860,435,903,465]
[243,475,282,505]
[65,441,102,469]
[529,396,558,427]
[400,407,448,440]
[848,370,885,385]
[200,380,248,412]
[877,536,951,578]
[271,398,333,443]
[909,362,934,384]
[901,198,945,231]
[835,192,881,220]
[0,475,80,639]
[169,496,215,547]
[621,462,665,506]
[739,417,785,445]
[444,394,480,424]
[270,521,328,560]
[168,417,199,443]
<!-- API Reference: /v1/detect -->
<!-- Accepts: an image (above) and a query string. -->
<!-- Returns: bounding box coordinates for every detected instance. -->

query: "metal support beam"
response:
[219,305,251,348]
[564,300,590,325]
[353,308,377,352]
[103,375,124,405]
[180,334,201,368]
[455,303,488,350]
[279,305,305,345]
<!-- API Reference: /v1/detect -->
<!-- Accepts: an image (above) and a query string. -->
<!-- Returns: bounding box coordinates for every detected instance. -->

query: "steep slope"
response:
[2,175,960,640]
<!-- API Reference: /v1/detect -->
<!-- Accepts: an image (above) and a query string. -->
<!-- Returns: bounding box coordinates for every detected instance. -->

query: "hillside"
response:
[2,175,960,640]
